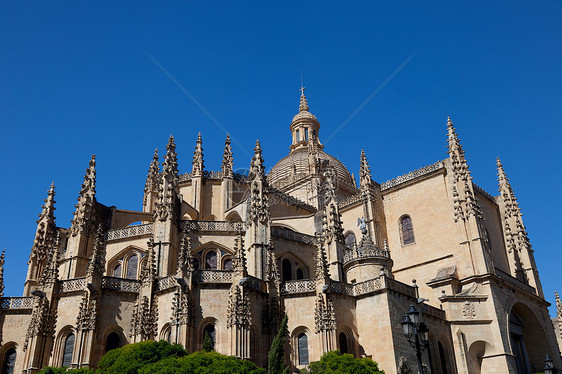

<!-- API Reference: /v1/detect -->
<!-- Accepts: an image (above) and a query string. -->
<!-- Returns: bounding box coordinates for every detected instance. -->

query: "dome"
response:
[267,148,355,188]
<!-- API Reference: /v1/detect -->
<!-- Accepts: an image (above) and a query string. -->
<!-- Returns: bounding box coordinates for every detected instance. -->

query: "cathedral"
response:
[0,90,559,374]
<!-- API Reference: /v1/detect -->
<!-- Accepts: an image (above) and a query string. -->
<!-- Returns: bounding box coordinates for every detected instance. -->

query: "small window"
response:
[205,251,217,270]
[223,258,233,270]
[282,259,292,281]
[203,324,216,349]
[126,255,138,279]
[297,333,309,365]
[113,264,121,278]
[105,332,120,352]
[296,130,300,142]
[400,216,415,245]
[339,332,348,354]
[2,348,16,374]
[344,232,356,250]
[62,333,75,367]
[296,268,304,280]
[304,128,309,141]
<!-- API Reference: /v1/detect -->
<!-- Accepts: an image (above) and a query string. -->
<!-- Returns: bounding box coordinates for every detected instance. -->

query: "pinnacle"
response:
[153,149,159,159]
[254,139,261,152]
[197,132,202,143]
[225,134,231,144]
[299,88,309,112]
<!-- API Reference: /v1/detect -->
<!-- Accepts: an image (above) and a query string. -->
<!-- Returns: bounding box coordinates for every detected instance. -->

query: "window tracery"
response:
[400,215,415,245]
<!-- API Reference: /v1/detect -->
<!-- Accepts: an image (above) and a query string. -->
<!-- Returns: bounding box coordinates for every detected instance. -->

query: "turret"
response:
[143,149,160,214]
[497,158,543,296]
[289,88,323,153]
[190,133,204,213]
[25,182,57,295]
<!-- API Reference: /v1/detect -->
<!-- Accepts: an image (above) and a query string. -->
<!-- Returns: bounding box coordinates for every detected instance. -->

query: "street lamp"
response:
[401,304,429,374]
[543,354,555,374]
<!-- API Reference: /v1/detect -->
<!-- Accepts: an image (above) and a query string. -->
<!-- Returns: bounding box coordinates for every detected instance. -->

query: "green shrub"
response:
[96,340,186,374]
[39,367,94,374]
[202,331,214,352]
[138,351,266,374]
[303,350,384,374]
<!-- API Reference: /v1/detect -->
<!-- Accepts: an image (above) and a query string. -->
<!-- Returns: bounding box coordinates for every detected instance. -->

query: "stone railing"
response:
[155,276,178,292]
[419,302,447,320]
[267,186,317,212]
[329,280,354,296]
[194,270,233,284]
[181,220,244,233]
[385,277,417,298]
[0,297,33,310]
[179,171,249,182]
[280,279,316,295]
[353,277,385,297]
[58,278,86,293]
[343,247,391,265]
[101,277,141,293]
[381,161,444,191]
[107,223,153,241]
[271,226,317,246]
[339,193,362,209]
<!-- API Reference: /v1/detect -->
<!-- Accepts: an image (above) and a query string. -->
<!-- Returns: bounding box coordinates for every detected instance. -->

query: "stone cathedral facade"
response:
[0,92,559,374]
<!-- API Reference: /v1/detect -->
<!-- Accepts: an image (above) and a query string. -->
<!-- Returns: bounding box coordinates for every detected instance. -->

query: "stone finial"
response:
[497,157,520,218]
[154,137,179,221]
[250,140,265,180]
[164,136,179,181]
[556,291,562,319]
[265,240,280,288]
[31,183,58,264]
[232,234,247,275]
[40,231,61,286]
[86,225,106,280]
[0,249,5,297]
[141,237,157,284]
[144,149,160,196]
[314,235,330,282]
[70,155,97,236]
[177,234,193,276]
[359,149,372,189]
[192,132,204,176]
[299,86,309,112]
[222,134,234,178]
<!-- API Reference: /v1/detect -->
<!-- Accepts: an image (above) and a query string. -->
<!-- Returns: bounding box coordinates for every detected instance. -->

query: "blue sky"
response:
[1,1,561,314]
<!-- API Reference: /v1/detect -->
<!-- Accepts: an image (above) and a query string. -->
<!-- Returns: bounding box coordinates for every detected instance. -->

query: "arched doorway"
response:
[105,332,121,352]
[1,348,16,374]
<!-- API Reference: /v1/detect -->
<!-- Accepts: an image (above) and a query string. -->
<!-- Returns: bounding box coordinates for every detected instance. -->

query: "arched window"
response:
[113,264,121,278]
[223,258,233,270]
[438,341,450,374]
[62,334,75,367]
[296,129,300,142]
[339,332,348,354]
[304,128,309,141]
[105,332,120,352]
[400,216,415,245]
[297,333,309,365]
[282,259,292,281]
[344,232,356,250]
[2,348,16,374]
[205,251,217,270]
[126,254,138,279]
[203,324,216,349]
[296,268,304,280]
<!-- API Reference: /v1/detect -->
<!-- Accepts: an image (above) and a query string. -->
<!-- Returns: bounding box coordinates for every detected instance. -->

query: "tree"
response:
[303,350,385,374]
[267,314,290,374]
[202,330,214,352]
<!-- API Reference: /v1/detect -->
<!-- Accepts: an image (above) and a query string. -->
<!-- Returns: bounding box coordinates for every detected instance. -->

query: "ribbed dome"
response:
[291,110,318,123]
[267,148,354,188]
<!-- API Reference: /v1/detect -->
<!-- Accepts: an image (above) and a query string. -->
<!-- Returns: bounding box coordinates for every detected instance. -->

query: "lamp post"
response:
[401,305,429,374]
[543,354,554,374]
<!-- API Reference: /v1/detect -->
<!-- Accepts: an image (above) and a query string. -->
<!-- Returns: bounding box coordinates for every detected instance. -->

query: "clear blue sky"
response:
[1,1,561,314]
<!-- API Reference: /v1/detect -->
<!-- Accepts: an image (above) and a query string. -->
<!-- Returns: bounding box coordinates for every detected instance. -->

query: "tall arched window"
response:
[223,258,233,270]
[400,215,415,245]
[62,334,75,367]
[297,333,309,365]
[203,324,216,349]
[282,259,292,281]
[205,251,217,270]
[126,254,138,279]
[339,332,348,354]
[113,264,121,278]
[2,348,16,374]
[105,332,120,353]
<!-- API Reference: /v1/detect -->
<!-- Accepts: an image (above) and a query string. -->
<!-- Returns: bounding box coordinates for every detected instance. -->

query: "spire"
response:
[556,291,562,319]
[31,183,58,264]
[250,140,265,180]
[40,232,61,286]
[154,137,179,221]
[141,237,157,285]
[232,234,247,276]
[0,249,5,297]
[314,234,330,283]
[265,240,280,288]
[497,157,520,218]
[144,149,160,195]
[86,225,106,280]
[359,149,372,188]
[299,86,309,112]
[222,134,234,178]
[177,234,193,276]
[192,132,204,176]
[70,155,97,236]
